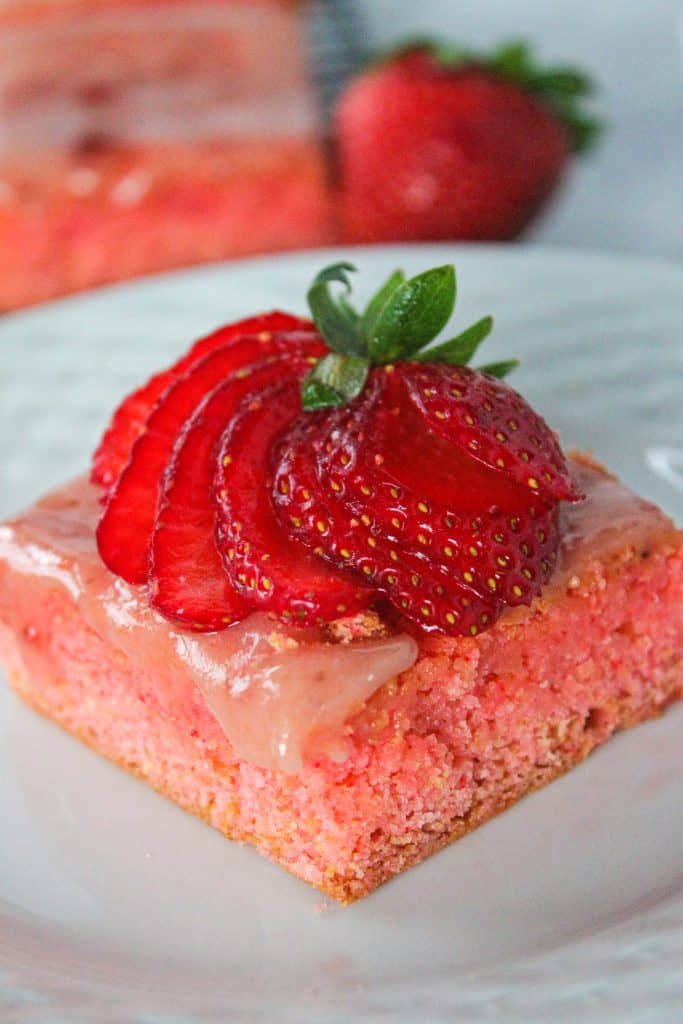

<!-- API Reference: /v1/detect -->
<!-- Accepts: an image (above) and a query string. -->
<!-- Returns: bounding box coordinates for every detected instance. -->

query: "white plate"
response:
[1,245,682,1023]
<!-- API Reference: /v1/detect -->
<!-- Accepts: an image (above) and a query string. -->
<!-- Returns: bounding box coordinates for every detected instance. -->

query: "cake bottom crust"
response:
[3,632,681,903]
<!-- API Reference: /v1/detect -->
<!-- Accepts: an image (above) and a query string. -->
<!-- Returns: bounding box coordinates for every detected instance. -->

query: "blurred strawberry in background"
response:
[335,40,601,244]
[0,2,600,311]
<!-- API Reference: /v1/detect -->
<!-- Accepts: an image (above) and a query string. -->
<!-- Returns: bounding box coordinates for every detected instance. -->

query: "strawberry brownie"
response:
[1,263,681,901]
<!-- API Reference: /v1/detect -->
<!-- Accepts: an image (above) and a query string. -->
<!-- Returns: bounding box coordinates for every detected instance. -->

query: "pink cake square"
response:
[1,454,681,900]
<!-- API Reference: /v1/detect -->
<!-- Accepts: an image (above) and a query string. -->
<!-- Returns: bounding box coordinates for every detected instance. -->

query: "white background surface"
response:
[359,0,683,260]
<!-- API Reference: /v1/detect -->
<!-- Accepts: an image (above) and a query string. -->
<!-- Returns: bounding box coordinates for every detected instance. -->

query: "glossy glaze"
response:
[0,459,673,770]
[0,479,416,771]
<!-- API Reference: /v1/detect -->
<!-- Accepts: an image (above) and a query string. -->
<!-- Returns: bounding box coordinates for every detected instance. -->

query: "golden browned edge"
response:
[358,682,683,900]
[5,664,681,904]
[340,676,682,903]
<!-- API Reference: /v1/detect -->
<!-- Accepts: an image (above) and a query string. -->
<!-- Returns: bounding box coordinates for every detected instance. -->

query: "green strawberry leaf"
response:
[338,293,362,324]
[477,359,520,379]
[368,265,456,363]
[302,260,505,410]
[557,111,604,154]
[306,263,366,356]
[361,268,405,341]
[301,378,345,410]
[301,353,370,411]
[415,315,493,365]
[534,68,593,97]
[491,39,534,77]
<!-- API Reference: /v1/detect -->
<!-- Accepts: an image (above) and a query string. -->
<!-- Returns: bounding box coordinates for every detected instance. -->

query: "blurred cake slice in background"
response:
[0,0,334,309]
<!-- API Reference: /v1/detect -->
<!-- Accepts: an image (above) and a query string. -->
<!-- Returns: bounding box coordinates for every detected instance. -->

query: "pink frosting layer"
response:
[0,458,673,772]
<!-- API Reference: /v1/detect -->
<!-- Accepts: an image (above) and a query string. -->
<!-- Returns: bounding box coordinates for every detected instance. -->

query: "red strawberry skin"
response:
[91,311,313,490]
[335,54,570,244]
[214,380,373,626]
[96,331,323,585]
[398,363,580,503]
[273,369,560,636]
[150,358,310,631]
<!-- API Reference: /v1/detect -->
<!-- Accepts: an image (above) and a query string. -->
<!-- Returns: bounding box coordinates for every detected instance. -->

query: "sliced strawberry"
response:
[272,369,560,635]
[334,372,561,604]
[91,257,580,641]
[182,313,312,368]
[273,417,498,635]
[319,368,537,518]
[398,362,579,502]
[151,358,312,631]
[214,380,373,625]
[96,331,323,584]
[91,311,313,489]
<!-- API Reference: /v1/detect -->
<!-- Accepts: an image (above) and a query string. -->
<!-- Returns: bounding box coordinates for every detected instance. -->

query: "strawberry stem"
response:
[302,261,510,411]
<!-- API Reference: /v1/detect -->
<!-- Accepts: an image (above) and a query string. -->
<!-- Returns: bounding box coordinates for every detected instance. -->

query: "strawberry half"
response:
[214,380,373,625]
[91,311,313,490]
[97,330,323,584]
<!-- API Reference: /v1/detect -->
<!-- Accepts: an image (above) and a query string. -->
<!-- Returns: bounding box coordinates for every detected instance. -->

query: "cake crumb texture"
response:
[1,531,682,902]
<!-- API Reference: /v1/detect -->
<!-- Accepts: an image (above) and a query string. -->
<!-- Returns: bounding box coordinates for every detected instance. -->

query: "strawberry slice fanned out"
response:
[399,362,580,502]
[151,358,316,630]
[96,331,323,584]
[214,380,373,626]
[314,368,537,518]
[273,371,559,635]
[91,311,313,490]
[273,413,501,636]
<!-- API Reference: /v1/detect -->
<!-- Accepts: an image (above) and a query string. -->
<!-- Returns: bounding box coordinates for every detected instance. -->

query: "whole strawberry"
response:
[335,39,601,243]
